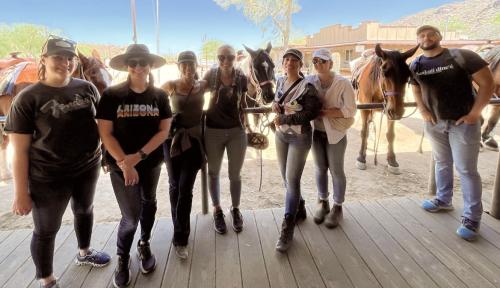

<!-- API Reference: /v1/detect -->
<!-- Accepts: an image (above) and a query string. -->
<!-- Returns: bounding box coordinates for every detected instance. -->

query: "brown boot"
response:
[313,199,330,224]
[324,205,342,229]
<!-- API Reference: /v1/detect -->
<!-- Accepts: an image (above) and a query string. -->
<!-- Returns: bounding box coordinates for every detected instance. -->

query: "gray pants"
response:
[205,127,247,208]
[312,131,347,204]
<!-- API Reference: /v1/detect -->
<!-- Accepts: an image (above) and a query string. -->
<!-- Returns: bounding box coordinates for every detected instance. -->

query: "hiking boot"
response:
[324,205,343,229]
[175,245,189,259]
[456,217,480,241]
[213,209,227,234]
[113,256,131,288]
[137,240,156,274]
[296,199,307,222]
[40,279,59,288]
[482,136,499,151]
[75,248,111,267]
[422,198,453,212]
[275,214,296,253]
[313,199,330,224]
[231,207,244,233]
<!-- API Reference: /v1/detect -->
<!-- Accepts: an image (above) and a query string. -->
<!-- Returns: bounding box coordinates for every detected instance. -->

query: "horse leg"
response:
[0,95,13,180]
[481,105,500,151]
[386,119,401,175]
[356,110,370,170]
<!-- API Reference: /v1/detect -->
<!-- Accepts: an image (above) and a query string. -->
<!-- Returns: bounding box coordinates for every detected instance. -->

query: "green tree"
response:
[0,23,61,58]
[200,39,223,67]
[213,0,300,51]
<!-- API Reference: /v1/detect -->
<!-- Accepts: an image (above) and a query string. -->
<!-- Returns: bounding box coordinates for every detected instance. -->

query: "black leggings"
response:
[110,165,161,257]
[30,164,100,279]
[164,139,203,246]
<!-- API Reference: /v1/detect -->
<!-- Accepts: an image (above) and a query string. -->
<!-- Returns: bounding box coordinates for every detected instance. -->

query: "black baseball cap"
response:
[42,37,77,57]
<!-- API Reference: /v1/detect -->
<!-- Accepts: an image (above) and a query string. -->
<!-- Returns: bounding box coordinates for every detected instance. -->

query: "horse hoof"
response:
[356,161,367,170]
[387,165,401,175]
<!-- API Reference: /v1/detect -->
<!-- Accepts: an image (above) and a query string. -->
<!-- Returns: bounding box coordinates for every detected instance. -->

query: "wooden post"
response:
[490,151,500,219]
[201,162,208,215]
[428,157,436,195]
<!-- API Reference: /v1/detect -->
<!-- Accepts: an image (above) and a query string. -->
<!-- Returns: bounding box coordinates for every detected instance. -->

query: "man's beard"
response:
[421,42,439,51]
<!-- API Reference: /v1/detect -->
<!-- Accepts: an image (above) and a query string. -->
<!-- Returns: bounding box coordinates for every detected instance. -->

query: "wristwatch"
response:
[138,149,148,160]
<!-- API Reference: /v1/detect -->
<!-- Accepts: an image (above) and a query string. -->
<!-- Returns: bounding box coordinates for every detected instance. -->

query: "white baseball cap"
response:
[312,48,332,61]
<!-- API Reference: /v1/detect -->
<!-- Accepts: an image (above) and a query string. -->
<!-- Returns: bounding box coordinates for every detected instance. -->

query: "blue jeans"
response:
[275,130,312,216]
[425,120,482,222]
[205,127,247,208]
[312,131,347,204]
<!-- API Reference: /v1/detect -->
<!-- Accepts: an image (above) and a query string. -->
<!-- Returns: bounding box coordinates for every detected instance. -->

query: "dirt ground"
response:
[1,108,499,230]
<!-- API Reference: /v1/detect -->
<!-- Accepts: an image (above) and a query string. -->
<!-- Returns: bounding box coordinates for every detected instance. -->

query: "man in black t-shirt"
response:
[410,25,495,241]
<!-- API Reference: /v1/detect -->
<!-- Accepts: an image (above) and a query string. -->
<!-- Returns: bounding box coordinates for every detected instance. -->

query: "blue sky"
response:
[0,0,459,54]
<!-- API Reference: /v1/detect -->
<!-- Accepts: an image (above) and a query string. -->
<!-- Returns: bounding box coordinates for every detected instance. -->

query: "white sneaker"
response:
[175,245,188,260]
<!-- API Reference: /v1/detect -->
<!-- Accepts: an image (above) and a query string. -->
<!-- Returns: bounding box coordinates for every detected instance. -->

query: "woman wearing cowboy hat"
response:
[161,51,206,259]
[96,43,172,288]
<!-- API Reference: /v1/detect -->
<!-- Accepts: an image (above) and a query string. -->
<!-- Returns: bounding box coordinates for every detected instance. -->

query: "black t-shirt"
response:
[96,82,172,170]
[5,78,101,182]
[204,68,248,129]
[409,48,488,120]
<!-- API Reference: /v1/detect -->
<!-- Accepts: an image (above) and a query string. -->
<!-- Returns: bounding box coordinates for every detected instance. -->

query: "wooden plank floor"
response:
[2,196,500,288]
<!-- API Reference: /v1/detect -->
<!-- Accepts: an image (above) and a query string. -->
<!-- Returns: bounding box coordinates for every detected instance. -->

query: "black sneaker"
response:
[231,207,244,233]
[276,214,296,252]
[324,205,343,229]
[213,209,227,234]
[113,256,131,288]
[137,240,156,274]
[296,199,307,222]
[482,136,499,151]
[75,248,111,267]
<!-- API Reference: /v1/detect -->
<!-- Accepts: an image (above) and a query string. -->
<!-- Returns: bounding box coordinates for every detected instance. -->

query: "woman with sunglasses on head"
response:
[273,48,322,252]
[6,36,111,288]
[307,48,356,228]
[161,51,206,259]
[203,44,248,234]
[96,44,172,288]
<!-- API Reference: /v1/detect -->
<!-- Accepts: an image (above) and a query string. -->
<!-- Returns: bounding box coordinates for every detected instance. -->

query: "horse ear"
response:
[91,49,102,62]
[401,44,420,60]
[265,42,272,54]
[375,44,386,59]
[78,51,89,64]
[244,45,257,58]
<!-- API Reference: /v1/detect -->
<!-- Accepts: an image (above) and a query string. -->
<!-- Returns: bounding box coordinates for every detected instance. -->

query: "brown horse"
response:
[351,43,419,174]
[0,50,112,179]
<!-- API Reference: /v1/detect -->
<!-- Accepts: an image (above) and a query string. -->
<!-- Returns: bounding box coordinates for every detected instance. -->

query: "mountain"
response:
[391,0,500,40]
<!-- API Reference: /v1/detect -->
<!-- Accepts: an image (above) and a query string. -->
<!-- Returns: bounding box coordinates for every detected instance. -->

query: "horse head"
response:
[244,42,275,103]
[76,50,112,95]
[374,43,419,120]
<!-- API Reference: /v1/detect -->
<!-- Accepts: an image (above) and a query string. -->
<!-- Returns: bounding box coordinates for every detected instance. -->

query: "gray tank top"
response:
[170,85,204,129]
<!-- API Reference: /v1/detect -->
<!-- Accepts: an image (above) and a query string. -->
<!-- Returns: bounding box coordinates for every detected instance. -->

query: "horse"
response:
[0,50,112,179]
[239,42,275,133]
[351,43,419,174]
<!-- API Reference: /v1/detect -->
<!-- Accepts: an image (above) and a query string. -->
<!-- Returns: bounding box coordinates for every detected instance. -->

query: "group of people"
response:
[5,23,497,288]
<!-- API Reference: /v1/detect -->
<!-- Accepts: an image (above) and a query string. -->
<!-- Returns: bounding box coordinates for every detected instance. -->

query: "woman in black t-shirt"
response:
[6,36,111,288]
[96,44,172,288]
[203,44,248,234]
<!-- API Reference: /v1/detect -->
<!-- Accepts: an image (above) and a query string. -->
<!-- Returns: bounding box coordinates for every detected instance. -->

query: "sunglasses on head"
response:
[127,59,149,68]
[312,58,328,65]
[218,54,235,62]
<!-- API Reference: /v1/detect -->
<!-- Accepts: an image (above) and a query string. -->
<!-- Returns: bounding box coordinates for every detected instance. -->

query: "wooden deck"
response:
[2,196,500,288]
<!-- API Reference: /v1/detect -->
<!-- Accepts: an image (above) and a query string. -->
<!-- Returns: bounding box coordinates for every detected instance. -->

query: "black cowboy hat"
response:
[110,43,166,71]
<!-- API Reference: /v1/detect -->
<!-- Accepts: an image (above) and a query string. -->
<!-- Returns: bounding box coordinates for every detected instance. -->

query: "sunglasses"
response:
[312,59,328,65]
[127,59,149,68]
[218,54,235,62]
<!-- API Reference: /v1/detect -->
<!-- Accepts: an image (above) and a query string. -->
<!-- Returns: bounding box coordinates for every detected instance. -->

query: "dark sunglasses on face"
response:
[312,58,328,65]
[127,59,149,68]
[218,54,235,62]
